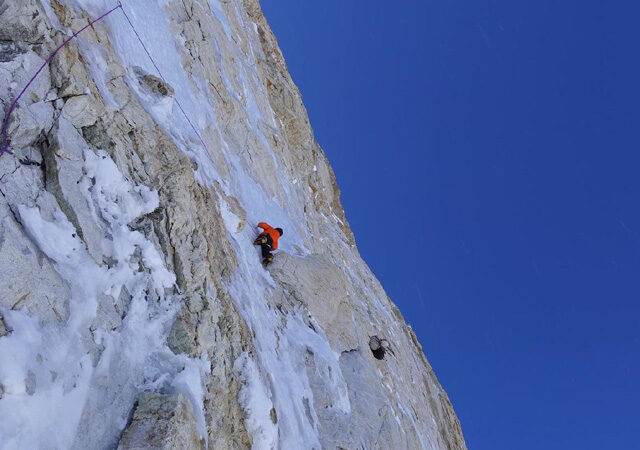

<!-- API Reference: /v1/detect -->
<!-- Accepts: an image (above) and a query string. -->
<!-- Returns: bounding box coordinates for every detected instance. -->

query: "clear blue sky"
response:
[261,2,640,449]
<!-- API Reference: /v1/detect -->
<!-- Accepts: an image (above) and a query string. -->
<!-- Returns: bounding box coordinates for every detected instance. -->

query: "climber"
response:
[369,335,395,360]
[253,222,283,267]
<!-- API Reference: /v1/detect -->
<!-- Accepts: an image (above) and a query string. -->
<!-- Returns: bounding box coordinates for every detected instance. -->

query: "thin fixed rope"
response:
[1,2,210,161]
[0,4,122,157]
[119,5,210,153]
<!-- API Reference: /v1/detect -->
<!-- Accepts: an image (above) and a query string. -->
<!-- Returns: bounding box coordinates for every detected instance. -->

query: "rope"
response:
[0,4,123,159]
[118,5,210,152]
[1,1,211,164]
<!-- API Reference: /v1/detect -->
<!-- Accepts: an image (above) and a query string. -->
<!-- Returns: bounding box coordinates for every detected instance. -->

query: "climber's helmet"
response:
[276,227,283,236]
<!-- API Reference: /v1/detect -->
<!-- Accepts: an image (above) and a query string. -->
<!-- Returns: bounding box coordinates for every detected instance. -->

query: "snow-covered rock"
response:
[0,0,465,449]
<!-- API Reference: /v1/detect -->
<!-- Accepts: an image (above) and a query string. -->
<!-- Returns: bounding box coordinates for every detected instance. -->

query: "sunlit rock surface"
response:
[0,0,465,448]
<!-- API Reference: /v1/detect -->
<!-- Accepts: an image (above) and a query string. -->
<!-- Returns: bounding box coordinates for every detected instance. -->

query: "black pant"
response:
[372,347,385,360]
[259,234,273,259]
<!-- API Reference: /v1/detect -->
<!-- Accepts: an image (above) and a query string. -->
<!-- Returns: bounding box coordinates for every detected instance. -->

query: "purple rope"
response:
[119,6,210,152]
[1,2,211,160]
[0,4,122,157]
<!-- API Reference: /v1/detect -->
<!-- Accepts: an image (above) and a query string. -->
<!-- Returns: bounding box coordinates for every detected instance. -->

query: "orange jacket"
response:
[257,222,280,250]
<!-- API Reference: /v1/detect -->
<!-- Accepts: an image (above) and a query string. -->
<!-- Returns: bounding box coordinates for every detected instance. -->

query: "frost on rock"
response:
[117,392,202,450]
[0,0,465,449]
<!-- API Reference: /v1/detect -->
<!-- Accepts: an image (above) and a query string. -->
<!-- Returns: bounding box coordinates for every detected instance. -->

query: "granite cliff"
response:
[0,1,466,448]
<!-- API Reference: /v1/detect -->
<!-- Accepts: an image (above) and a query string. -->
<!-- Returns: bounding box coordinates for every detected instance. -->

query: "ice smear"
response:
[69,0,306,244]
[283,316,351,415]
[76,36,119,109]
[39,0,63,29]
[171,354,212,444]
[208,0,233,37]
[225,211,351,448]
[227,153,307,255]
[399,402,430,449]
[67,0,217,175]
[234,352,278,450]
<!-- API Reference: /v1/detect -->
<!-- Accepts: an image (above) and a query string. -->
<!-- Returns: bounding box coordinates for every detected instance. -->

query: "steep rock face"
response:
[0,0,465,449]
[117,393,202,450]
